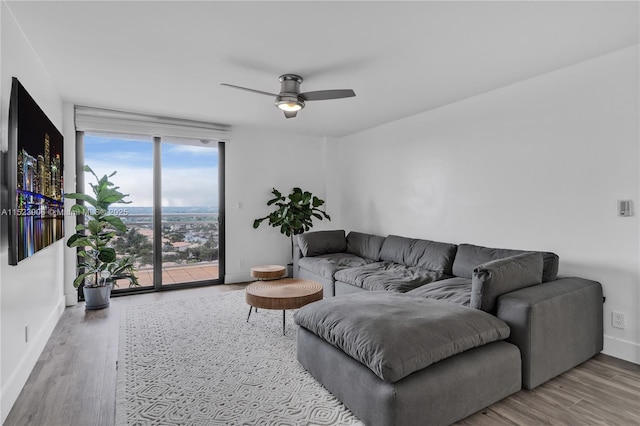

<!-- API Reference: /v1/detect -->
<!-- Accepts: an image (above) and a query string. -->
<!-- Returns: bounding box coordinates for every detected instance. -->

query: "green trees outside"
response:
[114,222,219,268]
[113,228,153,267]
[186,238,219,262]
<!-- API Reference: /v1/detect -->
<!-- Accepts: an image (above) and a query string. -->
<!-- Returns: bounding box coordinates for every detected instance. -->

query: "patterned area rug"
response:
[116,290,362,425]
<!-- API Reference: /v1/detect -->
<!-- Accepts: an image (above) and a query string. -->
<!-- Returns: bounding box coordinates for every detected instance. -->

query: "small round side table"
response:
[251,264,286,280]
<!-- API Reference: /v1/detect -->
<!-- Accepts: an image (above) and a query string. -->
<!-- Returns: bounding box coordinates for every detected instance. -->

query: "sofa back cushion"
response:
[471,252,543,312]
[379,235,458,275]
[346,231,386,261]
[453,243,559,282]
[297,230,347,257]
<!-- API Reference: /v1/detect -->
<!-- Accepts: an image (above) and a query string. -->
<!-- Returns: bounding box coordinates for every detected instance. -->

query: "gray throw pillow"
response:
[346,231,386,261]
[297,230,347,257]
[471,252,543,312]
[453,243,559,282]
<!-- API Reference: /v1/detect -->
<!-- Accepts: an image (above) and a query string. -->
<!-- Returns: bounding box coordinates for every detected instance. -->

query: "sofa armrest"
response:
[496,277,603,389]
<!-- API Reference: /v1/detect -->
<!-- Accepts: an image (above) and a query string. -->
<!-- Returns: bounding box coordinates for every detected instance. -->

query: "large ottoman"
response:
[294,293,522,426]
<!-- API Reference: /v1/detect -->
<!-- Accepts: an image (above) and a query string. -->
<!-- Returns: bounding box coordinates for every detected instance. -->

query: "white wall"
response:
[331,46,640,364]
[0,3,66,421]
[225,127,329,283]
[62,102,78,307]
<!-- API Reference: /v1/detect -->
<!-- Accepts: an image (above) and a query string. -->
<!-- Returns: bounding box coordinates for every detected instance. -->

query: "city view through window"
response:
[83,133,220,289]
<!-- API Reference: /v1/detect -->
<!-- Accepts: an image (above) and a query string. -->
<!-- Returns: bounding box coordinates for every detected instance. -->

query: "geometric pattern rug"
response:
[116,290,363,425]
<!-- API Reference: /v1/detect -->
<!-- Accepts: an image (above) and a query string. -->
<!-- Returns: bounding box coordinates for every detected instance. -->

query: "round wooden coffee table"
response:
[245,278,323,335]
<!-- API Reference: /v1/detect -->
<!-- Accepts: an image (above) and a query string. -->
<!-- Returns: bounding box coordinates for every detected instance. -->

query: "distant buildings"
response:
[17,133,64,207]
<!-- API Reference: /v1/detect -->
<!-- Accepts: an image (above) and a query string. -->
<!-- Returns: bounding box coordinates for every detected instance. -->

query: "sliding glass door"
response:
[81,132,224,293]
[82,133,155,289]
[160,138,220,285]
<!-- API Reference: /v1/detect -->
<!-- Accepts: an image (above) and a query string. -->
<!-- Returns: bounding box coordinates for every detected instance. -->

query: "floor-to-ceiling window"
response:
[159,138,221,286]
[74,107,227,296]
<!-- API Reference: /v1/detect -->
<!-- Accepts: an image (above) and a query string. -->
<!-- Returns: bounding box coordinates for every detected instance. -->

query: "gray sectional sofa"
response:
[292,230,603,426]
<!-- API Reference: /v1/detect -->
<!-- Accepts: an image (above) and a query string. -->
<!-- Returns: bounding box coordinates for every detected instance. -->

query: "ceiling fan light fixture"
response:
[222,74,355,119]
[277,102,302,112]
[275,96,304,112]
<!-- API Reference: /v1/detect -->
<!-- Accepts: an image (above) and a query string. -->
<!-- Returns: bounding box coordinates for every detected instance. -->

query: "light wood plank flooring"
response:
[5,285,640,426]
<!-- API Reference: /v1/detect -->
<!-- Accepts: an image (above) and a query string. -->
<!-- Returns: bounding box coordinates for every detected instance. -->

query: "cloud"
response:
[162,167,219,207]
[165,144,219,156]
[81,161,218,208]
[82,137,219,208]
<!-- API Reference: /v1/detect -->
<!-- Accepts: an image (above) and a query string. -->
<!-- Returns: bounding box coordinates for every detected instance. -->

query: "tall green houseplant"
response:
[253,187,331,258]
[66,166,138,307]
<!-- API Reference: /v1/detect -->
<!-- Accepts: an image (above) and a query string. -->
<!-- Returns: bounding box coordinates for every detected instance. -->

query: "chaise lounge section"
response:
[292,230,603,425]
[295,296,522,426]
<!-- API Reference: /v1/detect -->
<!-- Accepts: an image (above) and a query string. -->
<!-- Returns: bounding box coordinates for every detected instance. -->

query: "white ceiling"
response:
[6,1,639,138]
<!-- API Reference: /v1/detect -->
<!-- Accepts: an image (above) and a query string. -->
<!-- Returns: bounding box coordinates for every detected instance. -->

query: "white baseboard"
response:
[602,334,640,365]
[225,272,253,284]
[1,296,65,423]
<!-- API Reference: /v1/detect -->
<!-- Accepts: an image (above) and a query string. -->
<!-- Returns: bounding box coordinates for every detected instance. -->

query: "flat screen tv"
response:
[7,77,64,265]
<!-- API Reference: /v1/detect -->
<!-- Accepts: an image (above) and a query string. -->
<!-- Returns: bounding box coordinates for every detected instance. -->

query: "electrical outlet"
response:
[612,311,626,329]
[238,258,245,269]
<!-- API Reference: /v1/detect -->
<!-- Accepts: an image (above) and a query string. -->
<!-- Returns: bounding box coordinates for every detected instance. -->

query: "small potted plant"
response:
[253,187,331,275]
[66,165,139,309]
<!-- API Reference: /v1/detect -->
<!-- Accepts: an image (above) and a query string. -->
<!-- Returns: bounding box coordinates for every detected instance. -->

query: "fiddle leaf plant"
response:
[66,165,139,288]
[253,187,331,255]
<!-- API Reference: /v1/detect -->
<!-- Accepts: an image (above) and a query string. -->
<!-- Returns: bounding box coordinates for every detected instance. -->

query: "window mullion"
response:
[153,136,163,288]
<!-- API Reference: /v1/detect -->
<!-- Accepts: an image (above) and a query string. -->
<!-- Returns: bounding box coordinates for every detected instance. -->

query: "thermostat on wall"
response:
[618,200,633,217]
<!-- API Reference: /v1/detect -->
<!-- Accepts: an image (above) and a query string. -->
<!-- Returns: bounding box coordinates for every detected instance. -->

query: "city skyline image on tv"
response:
[8,78,64,264]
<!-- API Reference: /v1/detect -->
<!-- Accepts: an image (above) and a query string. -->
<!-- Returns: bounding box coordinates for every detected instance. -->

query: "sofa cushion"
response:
[293,292,511,383]
[379,235,458,275]
[297,230,347,257]
[471,252,543,312]
[334,262,445,293]
[297,253,372,279]
[346,231,385,261]
[453,243,559,282]
[406,277,472,306]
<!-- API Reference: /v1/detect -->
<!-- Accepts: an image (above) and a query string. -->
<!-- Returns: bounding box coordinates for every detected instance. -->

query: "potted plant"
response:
[253,187,331,275]
[66,165,139,310]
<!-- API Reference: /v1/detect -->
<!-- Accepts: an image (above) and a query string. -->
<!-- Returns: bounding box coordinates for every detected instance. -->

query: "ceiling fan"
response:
[221,74,356,119]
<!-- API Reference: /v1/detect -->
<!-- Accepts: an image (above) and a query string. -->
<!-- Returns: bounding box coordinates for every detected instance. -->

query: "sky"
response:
[83,133,219,208]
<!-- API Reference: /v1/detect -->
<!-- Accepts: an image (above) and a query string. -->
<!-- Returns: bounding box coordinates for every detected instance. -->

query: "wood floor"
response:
[5,284,640,426]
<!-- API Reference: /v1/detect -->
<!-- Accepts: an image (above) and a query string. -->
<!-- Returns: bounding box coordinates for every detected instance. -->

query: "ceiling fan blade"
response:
[299,89,356,101]
[283,110,298,119]
[220,83,278,97]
